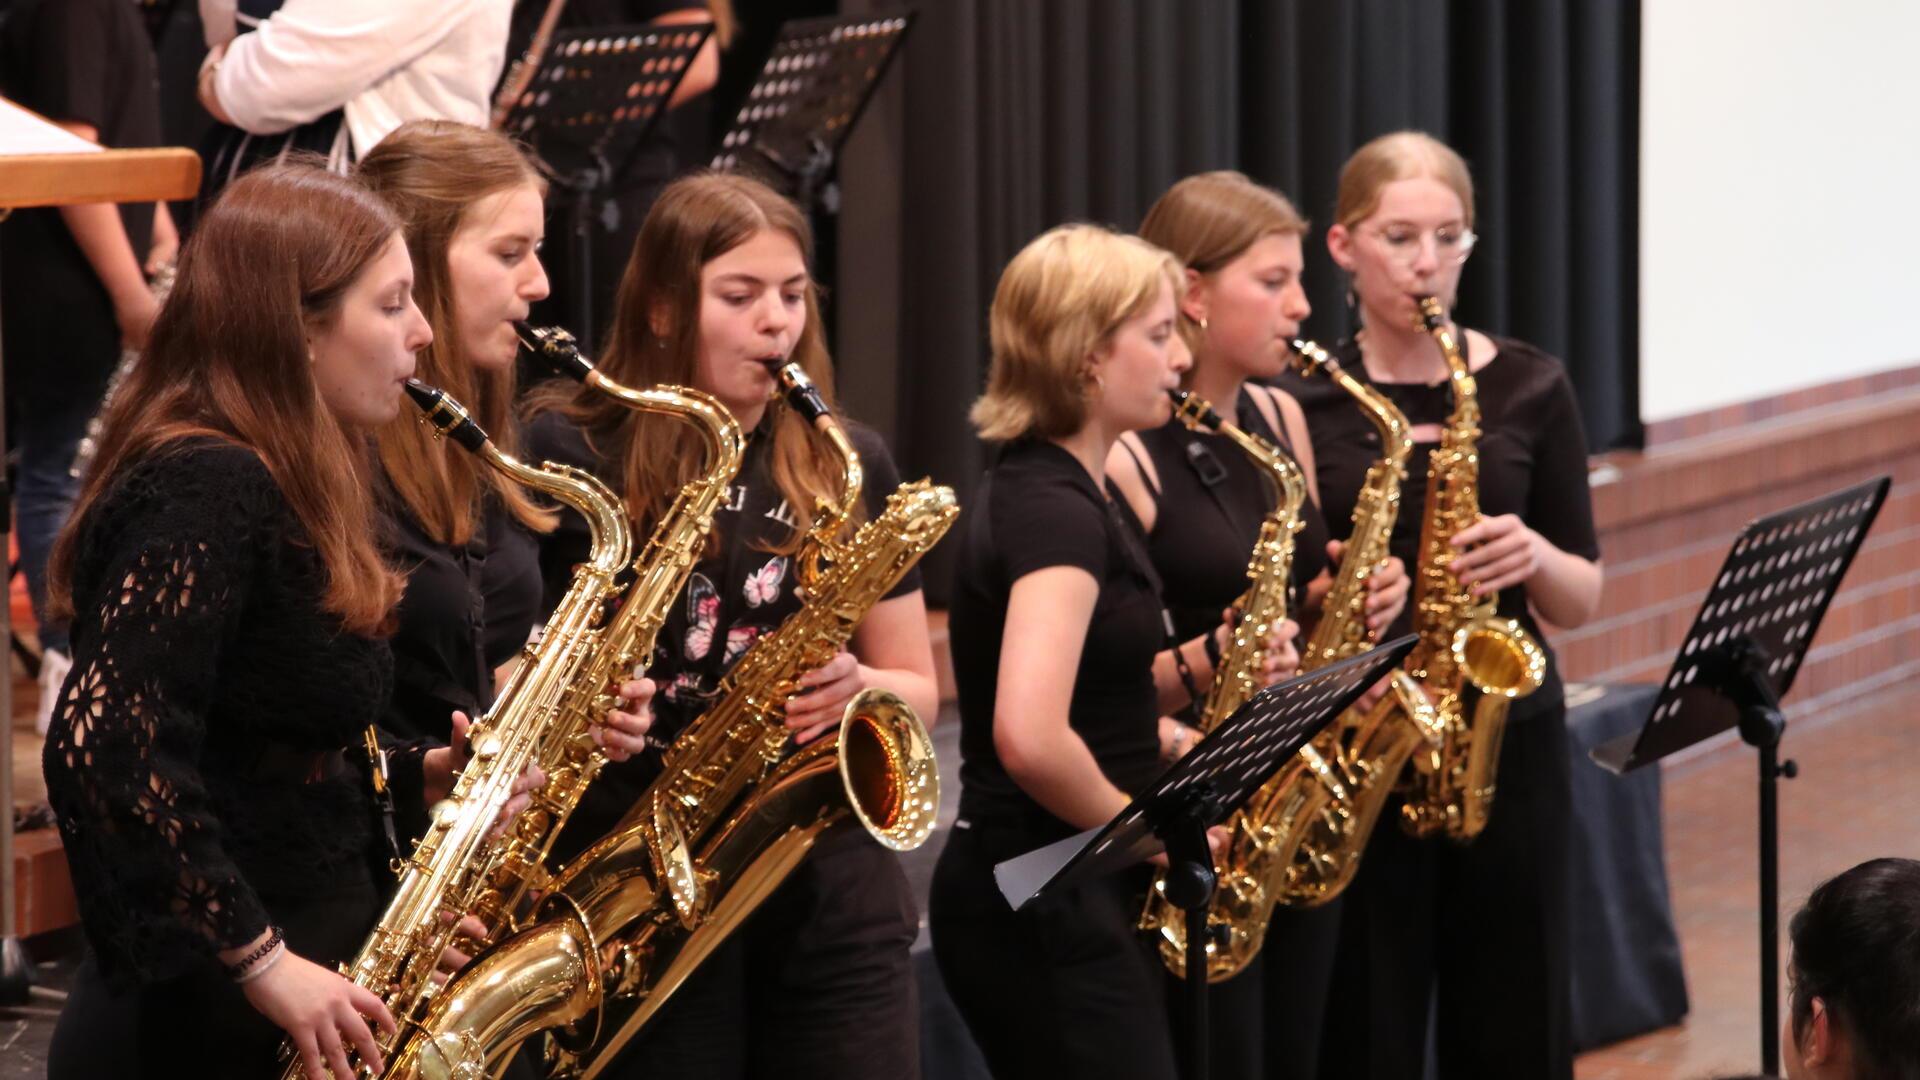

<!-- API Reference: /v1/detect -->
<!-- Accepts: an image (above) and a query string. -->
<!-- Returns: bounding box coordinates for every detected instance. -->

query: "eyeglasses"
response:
[1363,225,1478,267]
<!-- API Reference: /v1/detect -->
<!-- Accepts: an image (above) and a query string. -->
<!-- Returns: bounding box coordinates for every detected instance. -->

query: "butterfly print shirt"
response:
[525,411,924,860]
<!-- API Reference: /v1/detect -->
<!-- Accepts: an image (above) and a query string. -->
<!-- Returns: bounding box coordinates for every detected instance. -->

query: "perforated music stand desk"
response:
[496,23,712,352]
[710,11,914,211]
[1591,474,1889,1074]
[995,635,1417,1080]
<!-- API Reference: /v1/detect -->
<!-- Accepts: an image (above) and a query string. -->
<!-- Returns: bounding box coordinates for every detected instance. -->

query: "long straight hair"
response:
[356,120,556,545]
[49,163,404,633]
[529,171,845,554]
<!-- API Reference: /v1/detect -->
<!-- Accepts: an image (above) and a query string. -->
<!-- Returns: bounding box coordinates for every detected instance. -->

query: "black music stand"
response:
[995,636,1418,1080]
[497,23,712,353]
[711,11,915,215]
[1592,475,1889,1074]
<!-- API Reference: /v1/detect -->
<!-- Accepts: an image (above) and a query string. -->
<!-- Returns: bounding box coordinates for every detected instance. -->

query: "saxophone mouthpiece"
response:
[516,321,597,385]
[775,362,833,428]
[1169,388,1224,432]
[405,379,491,454]
[1414,296,1447,333]
[1288,338,1335,376]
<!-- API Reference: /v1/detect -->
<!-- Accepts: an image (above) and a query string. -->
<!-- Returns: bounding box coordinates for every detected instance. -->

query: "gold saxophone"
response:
[1396,297,1547,841]
[1139,388,1337,981]
[285,380,639,1080]
[1262,338,1440,908]
[521,341,951,1079]
[317,350,742,1079]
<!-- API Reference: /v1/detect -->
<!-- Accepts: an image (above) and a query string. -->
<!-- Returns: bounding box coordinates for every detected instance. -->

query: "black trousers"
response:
[1317,693,1574,1079]
[929,818,1179,1080]
[602,826,922,1080]
[1175,897,1344,1080]
[48,875,379,1079]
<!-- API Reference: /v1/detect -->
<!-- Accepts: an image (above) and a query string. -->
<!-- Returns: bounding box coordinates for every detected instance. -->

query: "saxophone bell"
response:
[837,688,941,852]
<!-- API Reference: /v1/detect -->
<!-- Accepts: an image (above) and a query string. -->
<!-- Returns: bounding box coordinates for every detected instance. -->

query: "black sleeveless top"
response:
[1114,386,1331,644]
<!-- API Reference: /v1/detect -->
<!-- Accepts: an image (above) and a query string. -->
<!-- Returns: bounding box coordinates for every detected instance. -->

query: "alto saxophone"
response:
[533,360,953,1080]
[1397,297,1547,841]
[1139,388,1334,982]
[1263,339,1440,908]
[285,380,637,1080]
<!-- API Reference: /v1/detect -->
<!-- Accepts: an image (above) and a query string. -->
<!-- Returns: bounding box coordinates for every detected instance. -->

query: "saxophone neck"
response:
[517,321,748,482]
[404,380,632,573]
[774,362,864,568]
[1170,389,1307,520]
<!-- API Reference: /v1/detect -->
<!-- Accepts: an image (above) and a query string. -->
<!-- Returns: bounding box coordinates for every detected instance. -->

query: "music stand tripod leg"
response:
[1721,639,1796,1075]
[1156,791,1218,1080]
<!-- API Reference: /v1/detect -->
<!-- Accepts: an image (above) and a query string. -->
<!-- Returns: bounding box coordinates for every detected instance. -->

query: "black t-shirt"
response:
[524,408,924,856]
[0,0,161,402]
[379,487,544,743]
[1117,386,1332,645]
[1276,334,1600,705]
[948,439,1167,837]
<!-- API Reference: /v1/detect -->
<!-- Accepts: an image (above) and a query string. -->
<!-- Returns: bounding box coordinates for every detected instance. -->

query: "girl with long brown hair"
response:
[356,120,651,784]
[41,163,427,1080]
[525,170,938,1078]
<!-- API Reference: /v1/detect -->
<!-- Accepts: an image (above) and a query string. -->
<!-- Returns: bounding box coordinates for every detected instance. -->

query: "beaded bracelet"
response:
[226,926,285,983]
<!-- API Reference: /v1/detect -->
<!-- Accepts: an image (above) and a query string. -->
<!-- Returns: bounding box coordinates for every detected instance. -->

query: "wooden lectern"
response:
[0,97,200,998]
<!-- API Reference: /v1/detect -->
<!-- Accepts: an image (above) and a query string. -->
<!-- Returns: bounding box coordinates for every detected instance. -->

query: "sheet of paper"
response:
[0,98,102,156]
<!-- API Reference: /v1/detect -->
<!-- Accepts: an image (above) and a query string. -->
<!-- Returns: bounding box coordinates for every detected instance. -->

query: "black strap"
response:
[1117,435,1162,499]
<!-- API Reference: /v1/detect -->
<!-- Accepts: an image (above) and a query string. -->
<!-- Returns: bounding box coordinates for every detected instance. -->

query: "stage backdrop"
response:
[831,0,1640,603]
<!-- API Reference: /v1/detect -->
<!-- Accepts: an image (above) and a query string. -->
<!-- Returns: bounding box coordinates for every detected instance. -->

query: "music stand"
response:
[995,636,1417,1080]
[497,23,713,353]
[1592,474,1890,1074]
[710,11,915,215]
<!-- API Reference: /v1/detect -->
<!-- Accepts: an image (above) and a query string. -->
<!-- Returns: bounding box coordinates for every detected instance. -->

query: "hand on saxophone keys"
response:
[1213,610,1301,687]
[784,649,866,745]
[1448,513,1546,597]
[596,676,657,761]
[238,942,396,1080]
[1324,540,1410,637]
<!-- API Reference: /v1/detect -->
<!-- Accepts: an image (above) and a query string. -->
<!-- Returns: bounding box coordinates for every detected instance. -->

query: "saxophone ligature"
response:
[532,350,952,1079]
[1396,297,1547,841]
[1138,388,1328,981]
[282,380,638,1080]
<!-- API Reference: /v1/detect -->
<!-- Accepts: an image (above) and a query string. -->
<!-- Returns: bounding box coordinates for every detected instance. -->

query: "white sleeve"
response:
[213,0,485,135]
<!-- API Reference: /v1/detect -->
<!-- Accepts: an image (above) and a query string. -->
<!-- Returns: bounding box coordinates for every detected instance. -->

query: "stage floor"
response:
[1574,682,1920,1078]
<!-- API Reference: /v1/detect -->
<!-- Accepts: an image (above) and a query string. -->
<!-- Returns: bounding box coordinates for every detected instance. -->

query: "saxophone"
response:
[1139,388,1334,981]
[285,380,637,1080]
[1262,338,1439,908]
[322,343,741,1076]
[532,360,953,1080]
[1396,297,1547,841]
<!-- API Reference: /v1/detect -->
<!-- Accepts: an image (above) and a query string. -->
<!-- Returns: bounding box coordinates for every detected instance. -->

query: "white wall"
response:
[1640,0,1920,423]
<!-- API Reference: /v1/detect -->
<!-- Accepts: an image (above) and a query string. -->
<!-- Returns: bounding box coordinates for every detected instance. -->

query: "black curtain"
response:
[835,0,1640,604]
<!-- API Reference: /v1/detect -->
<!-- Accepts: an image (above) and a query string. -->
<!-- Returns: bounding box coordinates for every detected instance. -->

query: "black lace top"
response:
[43,440,400,987]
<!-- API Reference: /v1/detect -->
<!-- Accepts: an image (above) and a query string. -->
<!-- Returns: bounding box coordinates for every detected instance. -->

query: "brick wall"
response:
[1550,377,1920,729]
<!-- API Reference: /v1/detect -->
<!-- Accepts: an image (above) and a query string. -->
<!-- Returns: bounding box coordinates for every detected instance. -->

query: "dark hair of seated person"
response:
[1787,857,1920,1079]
